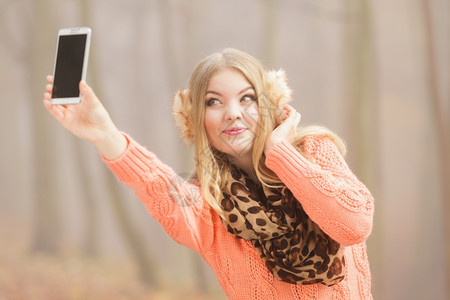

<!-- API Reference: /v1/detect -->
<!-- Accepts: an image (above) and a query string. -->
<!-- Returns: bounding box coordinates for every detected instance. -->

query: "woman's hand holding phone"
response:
[43,76,127,160]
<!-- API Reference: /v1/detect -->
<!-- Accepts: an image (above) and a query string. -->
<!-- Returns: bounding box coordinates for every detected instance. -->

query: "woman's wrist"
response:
[264,142,274,156]
[93,128,127,160]
[264,138,282,156]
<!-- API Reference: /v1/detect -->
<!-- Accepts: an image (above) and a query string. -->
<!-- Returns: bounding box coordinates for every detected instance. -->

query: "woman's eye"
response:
[241,95,257,102]
[206,98,220,106]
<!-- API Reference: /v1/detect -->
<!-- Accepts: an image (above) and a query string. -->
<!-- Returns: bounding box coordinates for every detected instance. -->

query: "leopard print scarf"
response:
[220,165,346,286]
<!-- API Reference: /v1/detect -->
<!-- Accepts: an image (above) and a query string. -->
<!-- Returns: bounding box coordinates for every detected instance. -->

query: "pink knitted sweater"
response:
[103,134,374,299]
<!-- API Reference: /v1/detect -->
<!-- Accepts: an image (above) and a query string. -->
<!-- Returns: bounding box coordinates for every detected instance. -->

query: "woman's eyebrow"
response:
[205,90,222,96]
[238,86,255,95]
[205,86,254,96]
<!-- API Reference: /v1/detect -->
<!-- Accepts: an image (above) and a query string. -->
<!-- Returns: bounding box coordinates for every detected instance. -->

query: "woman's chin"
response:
[221,143,253,159]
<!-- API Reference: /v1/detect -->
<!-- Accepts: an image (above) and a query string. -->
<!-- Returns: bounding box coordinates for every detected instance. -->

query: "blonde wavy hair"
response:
[173,48,345,216]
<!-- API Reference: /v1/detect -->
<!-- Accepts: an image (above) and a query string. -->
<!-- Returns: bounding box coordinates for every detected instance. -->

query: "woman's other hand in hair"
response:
[264,105,301,155]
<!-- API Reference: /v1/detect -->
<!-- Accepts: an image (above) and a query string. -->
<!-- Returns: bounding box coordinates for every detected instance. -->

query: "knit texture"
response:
[103,134,374,300]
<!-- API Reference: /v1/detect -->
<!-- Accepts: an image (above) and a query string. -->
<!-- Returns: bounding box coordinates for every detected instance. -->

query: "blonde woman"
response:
[43,48,374,299]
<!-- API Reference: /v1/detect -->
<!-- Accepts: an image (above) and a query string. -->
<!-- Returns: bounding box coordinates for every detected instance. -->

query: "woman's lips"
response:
[223,127,248,135]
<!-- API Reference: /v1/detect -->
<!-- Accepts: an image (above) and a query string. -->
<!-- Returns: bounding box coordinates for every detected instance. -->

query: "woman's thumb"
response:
[80,80,96,104]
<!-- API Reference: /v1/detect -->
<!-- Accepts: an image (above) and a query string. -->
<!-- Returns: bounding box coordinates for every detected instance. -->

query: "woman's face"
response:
[204,67,259,159]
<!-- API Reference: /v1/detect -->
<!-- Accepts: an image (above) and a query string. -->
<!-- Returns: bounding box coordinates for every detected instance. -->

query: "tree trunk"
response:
[342,0,382,296]
[261,0,278,66]
[75,0,100,258]
[421,0,450,294]
[105,173,160,286]
[30,0,62,255]
[156,0,210,293]
[78,0,160,286]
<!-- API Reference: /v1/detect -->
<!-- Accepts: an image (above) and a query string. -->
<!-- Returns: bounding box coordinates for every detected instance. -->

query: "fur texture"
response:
[265,69,293,126]
[172,89,195,144]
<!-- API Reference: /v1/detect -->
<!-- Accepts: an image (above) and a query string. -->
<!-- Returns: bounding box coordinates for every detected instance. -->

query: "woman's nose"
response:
[224,102,243,121]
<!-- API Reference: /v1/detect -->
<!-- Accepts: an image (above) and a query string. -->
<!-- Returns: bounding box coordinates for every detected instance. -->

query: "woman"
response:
[43,48,374,299]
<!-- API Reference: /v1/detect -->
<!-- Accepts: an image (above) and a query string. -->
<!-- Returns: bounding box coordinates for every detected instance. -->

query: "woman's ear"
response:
[172,89,194,144]
[265,69,293,125]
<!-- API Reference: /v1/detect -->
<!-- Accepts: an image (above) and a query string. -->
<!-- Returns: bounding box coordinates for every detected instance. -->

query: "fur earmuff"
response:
[265,69,293,125]
[172,89,194,144]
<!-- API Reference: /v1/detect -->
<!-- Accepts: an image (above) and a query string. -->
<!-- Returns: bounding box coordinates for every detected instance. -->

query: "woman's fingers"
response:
[43,98,64,121]
[43,82,68,123]
[45,75,54,95]
[281,105,300,125]
[44,91,51,101]
[46,84,53,94]
[280,105,290,121]
[294,110,301,126]
[265,105,302,154]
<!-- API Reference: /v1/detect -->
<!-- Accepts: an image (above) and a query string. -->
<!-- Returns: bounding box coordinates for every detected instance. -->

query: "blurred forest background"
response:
[0,0,449,299]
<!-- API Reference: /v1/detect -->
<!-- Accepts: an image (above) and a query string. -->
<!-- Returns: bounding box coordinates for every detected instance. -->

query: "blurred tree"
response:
[157,0,183,90]
[261,0,277,67]
[342,0,382,297]
[342,0,377,188]
[75,0,99,259]
[77,0,160,286]
[421,0,450,293]
[30,0,63,255]
[156,0,210,293]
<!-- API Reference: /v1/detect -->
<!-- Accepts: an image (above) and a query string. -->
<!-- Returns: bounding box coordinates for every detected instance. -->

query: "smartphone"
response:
[51,27,91,105]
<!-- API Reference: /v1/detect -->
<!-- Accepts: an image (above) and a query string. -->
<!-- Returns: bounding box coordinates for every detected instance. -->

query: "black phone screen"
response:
[52,34,87,98]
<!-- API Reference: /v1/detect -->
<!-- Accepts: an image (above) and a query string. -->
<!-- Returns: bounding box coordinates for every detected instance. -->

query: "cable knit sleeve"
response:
[102,133,214,253]
[265,136,374,246]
